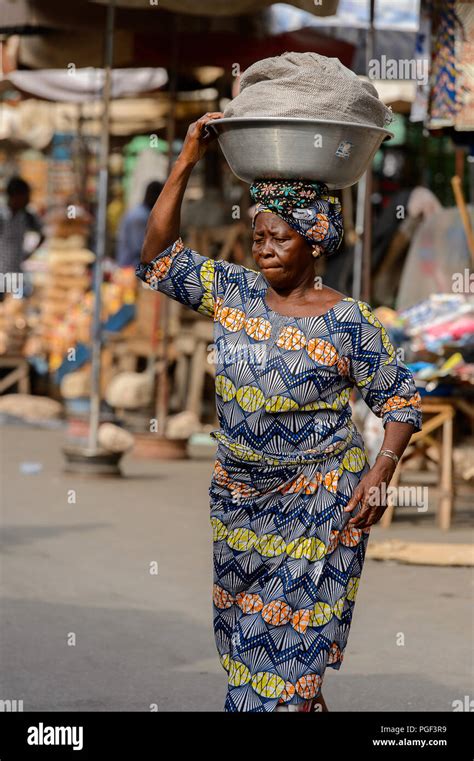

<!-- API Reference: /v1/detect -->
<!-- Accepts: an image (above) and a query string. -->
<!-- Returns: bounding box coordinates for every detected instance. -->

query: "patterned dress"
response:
[136,237,422,713]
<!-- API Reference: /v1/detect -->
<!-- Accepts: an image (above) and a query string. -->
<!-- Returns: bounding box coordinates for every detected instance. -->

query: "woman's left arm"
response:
[343,300,423,528]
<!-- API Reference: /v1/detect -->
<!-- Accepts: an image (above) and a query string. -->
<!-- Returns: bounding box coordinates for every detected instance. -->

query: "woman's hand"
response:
[180,112,224,167]
[140,112,224,263]
[343,456,397,529]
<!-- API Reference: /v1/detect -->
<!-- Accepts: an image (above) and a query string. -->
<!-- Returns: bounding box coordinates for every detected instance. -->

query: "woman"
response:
[136,113,422,713]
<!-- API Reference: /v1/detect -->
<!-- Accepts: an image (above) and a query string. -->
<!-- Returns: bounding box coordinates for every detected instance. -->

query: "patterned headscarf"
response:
[250,179,344,257]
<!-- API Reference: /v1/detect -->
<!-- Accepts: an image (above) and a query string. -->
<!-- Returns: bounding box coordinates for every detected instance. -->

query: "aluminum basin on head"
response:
[207,117,393,189]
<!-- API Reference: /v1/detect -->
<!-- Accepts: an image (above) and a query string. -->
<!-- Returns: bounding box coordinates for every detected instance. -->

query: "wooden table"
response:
[380,397,456,531]
[0,355,30,395]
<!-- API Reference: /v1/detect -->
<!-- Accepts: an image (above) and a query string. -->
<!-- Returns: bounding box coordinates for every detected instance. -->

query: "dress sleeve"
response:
[347,300,422,432]
[135,236,229,318]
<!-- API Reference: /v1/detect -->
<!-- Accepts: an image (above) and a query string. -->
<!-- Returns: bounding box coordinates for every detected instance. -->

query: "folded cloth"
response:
[224,52,393,129]
[250,178,344,256]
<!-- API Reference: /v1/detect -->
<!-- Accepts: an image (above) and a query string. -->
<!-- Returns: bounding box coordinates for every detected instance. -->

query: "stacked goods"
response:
[43,203,92,245]
[48,208,91,239]
[48,158,77,215]
[36,239,94,371]
[38,250,137,372]
[223,52,393,128]
[108,267,137,314]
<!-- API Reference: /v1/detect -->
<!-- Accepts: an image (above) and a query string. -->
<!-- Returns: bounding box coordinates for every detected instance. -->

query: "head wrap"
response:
[250,179,344,257]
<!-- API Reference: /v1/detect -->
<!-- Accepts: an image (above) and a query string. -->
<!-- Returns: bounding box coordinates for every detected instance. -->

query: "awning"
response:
[91,0,339,17]
[0,0,338,35]
[2,67,168,102]
[0,0,348,71]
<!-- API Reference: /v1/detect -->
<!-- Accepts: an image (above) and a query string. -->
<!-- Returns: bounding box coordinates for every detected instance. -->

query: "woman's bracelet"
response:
[376,449,399,466]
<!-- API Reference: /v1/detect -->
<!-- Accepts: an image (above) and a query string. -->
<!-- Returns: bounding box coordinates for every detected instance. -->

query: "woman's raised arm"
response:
[140,111,224,264]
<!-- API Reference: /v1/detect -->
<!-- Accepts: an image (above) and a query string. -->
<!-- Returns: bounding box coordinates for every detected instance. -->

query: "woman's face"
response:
[252,211,314,289]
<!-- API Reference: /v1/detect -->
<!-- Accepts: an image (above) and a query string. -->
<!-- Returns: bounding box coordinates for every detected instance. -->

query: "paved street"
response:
[1,425,472,712]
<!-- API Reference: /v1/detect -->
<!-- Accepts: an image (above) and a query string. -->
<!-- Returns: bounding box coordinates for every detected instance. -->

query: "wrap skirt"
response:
[209,433,372,713]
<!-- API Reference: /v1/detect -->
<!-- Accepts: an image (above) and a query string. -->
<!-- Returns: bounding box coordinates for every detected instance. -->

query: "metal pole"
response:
[366,0,375,71]
[88,0,115,451]
[352,0,376,301]
[352,171,367,300]
[362,168,372,301]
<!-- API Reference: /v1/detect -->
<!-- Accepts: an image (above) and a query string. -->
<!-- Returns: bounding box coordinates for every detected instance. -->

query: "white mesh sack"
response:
[223,52,393,129]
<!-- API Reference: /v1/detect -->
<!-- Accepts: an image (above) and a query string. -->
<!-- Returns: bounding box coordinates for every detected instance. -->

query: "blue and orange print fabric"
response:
[136,238,422,712]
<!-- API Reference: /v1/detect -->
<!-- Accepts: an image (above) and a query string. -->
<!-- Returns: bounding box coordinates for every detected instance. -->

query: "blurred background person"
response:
[0,176,44,283]
[115,180,163,268]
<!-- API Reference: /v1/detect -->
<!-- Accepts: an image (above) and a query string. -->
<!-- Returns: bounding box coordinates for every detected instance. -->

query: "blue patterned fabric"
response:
[136,238,422,712]
[250,178,344,256]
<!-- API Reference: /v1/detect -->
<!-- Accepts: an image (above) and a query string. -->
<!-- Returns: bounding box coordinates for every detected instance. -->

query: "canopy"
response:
[0,0,348,71]
[3,67,168,102]
[90,0,340,16]
[0,0,338,34]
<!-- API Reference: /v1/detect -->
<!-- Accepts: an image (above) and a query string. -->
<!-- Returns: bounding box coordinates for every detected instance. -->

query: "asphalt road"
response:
[1,425,472,712]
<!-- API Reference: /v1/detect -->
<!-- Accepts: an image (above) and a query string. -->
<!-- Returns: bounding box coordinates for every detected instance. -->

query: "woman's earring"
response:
[311,245,323,258]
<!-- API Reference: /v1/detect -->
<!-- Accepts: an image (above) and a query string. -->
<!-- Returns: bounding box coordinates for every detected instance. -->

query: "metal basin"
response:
[62,445,123,476]
[207,117,393,189]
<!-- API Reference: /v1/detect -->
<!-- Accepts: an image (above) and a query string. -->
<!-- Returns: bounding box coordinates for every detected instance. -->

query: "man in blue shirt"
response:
[116,181,163,268]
